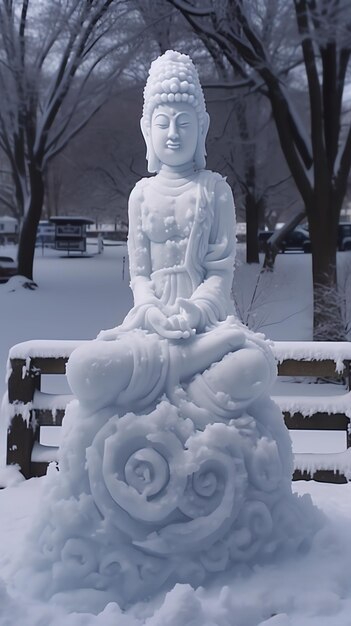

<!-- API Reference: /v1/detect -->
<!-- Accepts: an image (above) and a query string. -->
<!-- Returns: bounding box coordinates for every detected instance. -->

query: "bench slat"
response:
[30,357,68,375]
[34,408,66,426]
[293,469,347,483]
[283,411,349,431]
[277,359,344,378]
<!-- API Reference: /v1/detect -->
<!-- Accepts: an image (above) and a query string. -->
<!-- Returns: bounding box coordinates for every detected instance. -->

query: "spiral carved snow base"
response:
[22,396,321,609]
[87,404,248,555]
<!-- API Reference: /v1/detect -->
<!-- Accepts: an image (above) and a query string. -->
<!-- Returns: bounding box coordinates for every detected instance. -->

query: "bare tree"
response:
[0,0,143,281]
[161,0,301,265]
[167,0,351,340]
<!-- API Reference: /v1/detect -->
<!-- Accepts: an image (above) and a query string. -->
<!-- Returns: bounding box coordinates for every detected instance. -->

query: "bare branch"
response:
[18,0,28,64]
[168,0,313,174]
[204,78,255,89]
[294,0,326,171]
[166,0,214,17]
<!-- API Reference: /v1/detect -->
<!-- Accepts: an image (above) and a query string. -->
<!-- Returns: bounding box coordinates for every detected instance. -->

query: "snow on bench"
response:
[272,340,351,374]
[271,341,351,483]
[3,339,351,482]
[8,339,86,362]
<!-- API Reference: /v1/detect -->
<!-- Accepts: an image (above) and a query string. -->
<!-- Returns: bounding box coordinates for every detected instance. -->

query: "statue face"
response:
[150,102,199,168]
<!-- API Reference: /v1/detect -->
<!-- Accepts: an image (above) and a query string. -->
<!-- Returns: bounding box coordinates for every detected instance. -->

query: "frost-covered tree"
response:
[0,0,142,281]
[168,0,351,340]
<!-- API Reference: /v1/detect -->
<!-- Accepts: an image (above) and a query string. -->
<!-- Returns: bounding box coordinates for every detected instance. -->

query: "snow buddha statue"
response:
[17,51,321,613]
[67,49,276,415]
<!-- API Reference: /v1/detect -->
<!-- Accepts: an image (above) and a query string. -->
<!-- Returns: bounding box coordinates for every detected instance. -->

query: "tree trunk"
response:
[17,165,44,281]
[262,242,277,271]
[263,209,307,271]
[308,198,344,341]
[245,192,260,264]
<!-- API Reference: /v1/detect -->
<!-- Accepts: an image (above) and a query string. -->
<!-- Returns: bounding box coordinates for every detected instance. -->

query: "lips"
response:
[166,142,180,149]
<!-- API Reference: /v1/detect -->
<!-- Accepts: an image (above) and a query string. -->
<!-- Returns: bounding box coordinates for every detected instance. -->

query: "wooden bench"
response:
[272,341,351,484]
[3,339,351,482]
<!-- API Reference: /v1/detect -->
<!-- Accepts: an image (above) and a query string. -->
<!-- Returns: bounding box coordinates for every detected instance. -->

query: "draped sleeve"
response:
[127,180,158,307]
[116,180,164,333]
[189,177,236,329]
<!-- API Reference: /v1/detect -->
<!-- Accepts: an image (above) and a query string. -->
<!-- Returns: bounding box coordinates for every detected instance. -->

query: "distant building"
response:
[36,221,55,247]
[0,215,19,244]
[50,216,95,253]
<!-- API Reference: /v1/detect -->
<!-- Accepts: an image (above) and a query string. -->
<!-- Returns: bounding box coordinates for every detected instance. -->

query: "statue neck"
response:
[158,163,197,179]
[153,163,199,191]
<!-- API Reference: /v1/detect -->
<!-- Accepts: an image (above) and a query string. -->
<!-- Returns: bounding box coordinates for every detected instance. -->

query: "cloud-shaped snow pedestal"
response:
[15,393,322,612]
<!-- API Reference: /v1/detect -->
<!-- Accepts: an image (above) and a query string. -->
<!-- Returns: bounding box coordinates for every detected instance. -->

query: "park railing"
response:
[3,339,351,482]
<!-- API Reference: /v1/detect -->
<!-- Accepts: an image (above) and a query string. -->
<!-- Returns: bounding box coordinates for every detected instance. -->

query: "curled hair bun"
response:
[142,50,206,129]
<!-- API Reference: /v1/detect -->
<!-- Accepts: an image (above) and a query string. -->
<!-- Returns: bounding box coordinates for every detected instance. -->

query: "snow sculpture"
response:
[18,51,321,612]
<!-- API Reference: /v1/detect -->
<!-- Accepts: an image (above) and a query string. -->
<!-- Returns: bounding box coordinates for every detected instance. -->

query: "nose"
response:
[168,119,179,141]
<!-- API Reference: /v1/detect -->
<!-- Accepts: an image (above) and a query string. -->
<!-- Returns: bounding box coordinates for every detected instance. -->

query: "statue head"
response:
[141,50,210,173]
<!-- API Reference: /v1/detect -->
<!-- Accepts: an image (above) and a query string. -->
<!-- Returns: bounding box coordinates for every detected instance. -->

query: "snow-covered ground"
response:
[1,243,351,625]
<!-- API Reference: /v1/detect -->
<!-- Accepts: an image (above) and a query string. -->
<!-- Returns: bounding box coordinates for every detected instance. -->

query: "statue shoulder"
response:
[205,170,233,198]
[134,176,153,190]
[198,170,231,194]
[198,170,234,208]
[129,177,152,209]
[198,169,223,184]
[214,176,234,199]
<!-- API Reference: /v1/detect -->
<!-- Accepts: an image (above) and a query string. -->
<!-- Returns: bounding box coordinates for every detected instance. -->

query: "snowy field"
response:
[1,243,351,625]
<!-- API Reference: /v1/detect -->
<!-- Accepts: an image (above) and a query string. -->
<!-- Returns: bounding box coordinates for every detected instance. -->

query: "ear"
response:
[202,112,210,142]
[140,116,160,173]
[194,112,210,170]
[140,117,150,145]
[140,117,151,163]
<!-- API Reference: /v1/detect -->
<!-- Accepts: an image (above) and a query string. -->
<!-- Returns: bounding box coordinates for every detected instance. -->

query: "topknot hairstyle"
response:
[142,50,207,130]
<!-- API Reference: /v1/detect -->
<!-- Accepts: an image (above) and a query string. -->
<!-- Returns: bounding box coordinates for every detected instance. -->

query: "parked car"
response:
[338,223,351,251]
[0,256,17,283]
[280,227,311,253]
[258,227,311,253]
